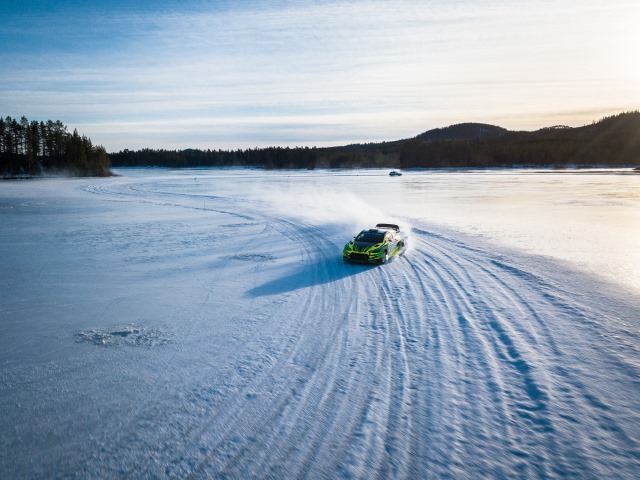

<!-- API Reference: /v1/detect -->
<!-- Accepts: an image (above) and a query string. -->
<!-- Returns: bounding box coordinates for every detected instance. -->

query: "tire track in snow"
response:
[460,245,638,476]
[394,226,639,477]
[81,177,639,478]
[181,216,356,479]
[413,233,556,474]
[334,261,418,479]
[81,179,314,478]
[82,178,313,478]
[254,220,421,480]
[172,214,414,479]
[155,240,322,476]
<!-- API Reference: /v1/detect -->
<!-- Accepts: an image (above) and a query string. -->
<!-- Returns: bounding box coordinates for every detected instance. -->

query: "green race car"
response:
[343,223,407,264]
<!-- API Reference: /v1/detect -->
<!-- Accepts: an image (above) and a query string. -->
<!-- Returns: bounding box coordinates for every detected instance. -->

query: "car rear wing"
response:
[376,223,400,232]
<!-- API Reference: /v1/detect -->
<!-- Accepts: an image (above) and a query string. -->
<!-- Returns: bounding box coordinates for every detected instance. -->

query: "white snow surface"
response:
[1,168,639,479]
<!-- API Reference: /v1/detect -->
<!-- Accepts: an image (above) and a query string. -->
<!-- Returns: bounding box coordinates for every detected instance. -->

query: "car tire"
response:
[381,249,388,264]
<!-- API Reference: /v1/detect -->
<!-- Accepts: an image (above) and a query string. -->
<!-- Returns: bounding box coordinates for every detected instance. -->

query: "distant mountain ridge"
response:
[109,111,640,169]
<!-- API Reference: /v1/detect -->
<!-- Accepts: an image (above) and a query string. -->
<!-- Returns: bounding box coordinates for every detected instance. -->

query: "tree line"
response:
[110,144,400,170]
[110,111,640,170]
[5,111,638,175]
[0,116,112,177]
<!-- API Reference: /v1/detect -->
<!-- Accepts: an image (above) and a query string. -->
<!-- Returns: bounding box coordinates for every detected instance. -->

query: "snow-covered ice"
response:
[1,168,639,478]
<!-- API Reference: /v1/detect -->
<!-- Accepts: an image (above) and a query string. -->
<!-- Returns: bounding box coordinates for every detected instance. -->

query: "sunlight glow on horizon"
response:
[1,0,639,151]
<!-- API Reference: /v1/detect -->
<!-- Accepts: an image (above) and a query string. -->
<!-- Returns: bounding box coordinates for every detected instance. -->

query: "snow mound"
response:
[228,253,277,262]
[76,325,172,347]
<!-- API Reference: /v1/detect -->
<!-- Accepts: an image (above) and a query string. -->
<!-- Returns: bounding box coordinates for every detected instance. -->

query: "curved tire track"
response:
[81,176,640,479]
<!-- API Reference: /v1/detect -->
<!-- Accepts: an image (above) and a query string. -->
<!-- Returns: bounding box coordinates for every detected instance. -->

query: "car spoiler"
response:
[376,223,400,232]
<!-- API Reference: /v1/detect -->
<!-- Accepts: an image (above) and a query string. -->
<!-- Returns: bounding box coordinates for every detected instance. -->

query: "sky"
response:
[1,0,639,152]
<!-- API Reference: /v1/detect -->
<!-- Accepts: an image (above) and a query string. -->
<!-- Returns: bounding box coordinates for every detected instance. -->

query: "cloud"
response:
[1,0,639,151]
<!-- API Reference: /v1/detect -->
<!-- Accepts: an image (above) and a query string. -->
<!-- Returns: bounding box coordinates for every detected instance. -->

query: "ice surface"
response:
[1,169,639,478]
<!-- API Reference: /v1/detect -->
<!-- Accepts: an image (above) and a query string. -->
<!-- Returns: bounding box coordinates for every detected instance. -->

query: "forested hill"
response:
[0,116,112,177]
[415,123,508,141]
[400,113,640,168]
[110,111,640,169]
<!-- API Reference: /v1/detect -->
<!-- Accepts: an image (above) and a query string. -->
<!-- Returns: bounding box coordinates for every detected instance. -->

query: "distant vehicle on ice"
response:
[389,170,402,176]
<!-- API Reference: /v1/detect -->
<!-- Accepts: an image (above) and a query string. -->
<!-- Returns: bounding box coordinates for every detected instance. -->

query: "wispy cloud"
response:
[1,0,638,151]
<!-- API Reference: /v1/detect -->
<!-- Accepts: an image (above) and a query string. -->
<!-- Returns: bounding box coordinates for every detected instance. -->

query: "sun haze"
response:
[1,0,638,151]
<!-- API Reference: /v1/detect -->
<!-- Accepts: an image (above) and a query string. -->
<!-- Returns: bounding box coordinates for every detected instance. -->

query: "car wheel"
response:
[381,249,388,264]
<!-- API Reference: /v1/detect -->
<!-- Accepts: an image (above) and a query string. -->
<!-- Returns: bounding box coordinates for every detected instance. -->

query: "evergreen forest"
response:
[0,116,112,177]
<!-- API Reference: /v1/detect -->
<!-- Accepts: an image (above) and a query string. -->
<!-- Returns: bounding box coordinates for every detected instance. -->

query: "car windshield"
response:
[356,231,386,243]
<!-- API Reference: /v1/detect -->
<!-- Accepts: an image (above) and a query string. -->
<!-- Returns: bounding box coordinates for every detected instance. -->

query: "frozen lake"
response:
[1,168,639,478]
[118,167,640,294]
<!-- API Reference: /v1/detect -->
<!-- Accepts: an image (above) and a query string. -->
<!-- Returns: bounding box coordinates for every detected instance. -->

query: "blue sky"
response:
[1,0,639,151]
